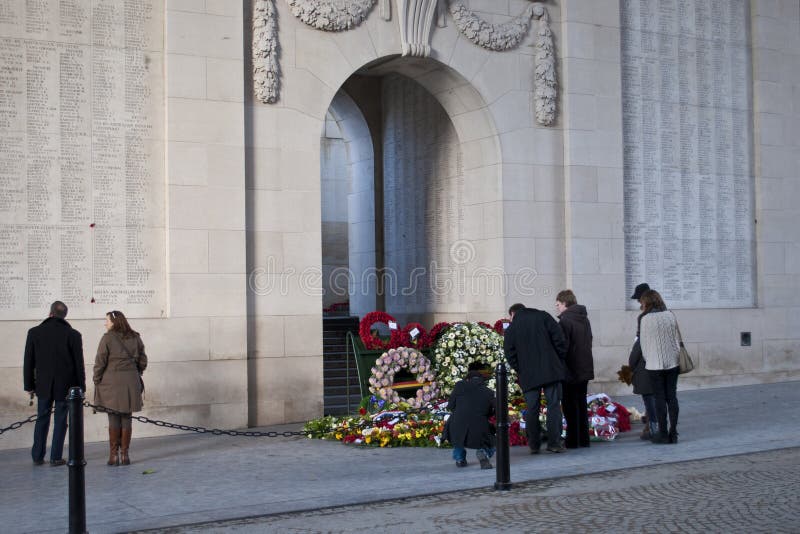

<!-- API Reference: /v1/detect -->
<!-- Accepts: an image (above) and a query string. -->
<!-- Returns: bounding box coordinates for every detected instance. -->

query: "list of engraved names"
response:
[621,0,755,308]
[0,0,164,319]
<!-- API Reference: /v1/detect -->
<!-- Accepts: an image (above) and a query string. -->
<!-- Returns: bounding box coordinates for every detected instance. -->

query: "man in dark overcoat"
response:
[556,289,594,449]
[504,303,567,453]
[23,301,85,465]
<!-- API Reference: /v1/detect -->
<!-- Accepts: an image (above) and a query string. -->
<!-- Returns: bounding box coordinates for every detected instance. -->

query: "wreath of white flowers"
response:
[368,347,439,409]
[432,322,521,397]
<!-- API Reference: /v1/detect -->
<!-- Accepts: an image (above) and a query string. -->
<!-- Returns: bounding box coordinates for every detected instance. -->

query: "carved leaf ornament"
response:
[286,0,378,31]
[256,0,558,126]
[450,2,557,126]
[253,0,280,104]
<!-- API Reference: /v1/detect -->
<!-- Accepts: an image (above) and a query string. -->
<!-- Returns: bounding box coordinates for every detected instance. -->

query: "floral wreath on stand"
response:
[368,347,439,409]
[432,322,521,397]
[359,311,402,350]
[400,322,427,349]
[493,318,511,335]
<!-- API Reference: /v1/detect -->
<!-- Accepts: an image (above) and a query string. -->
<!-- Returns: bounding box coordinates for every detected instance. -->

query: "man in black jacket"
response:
[504,303,567,454]
[23,301,85,466]
[556,289,594,449]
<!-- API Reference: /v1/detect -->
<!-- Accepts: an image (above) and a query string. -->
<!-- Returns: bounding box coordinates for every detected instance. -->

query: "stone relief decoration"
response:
[286,0,378,31]
[449,2,556,126]
[532,6,557,126]
[259,0,558,125]
[253,0,280,104]
[397,0,440,57]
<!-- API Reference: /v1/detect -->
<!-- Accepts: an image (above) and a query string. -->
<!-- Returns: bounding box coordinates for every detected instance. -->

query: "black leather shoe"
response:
[668,431,679,444]
[546,445,566,453]
[650,433,670,444]
[455,459,468,468]
[529,447,541,455]
[33,459,45,466]
[49,459,66,466]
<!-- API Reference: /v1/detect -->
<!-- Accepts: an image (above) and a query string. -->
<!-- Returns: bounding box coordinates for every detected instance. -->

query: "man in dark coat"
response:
[23,301,85,465]
[556,290,594,449]
[504,303,567,454]
[444,365,496,469]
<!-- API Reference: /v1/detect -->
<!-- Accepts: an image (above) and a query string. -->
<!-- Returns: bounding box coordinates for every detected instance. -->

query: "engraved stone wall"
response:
[0,0,165,319]
[382,73,463,317]
[621,0,755,309]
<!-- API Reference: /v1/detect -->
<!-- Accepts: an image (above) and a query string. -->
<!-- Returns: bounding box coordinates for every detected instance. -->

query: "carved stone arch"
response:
[319,55,505,322]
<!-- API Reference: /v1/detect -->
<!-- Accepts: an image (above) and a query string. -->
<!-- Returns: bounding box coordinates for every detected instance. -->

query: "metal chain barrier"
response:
[0,404,311,438]
[83,401,308,438]
[0,413,46,436]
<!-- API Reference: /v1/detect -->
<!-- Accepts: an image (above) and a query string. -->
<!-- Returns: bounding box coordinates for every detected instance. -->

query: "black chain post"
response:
[494,362,512,491]
[68,387,87,534]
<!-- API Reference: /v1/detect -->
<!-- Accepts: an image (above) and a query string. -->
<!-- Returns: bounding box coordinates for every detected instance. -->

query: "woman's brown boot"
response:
[107,428,121,466]
[120,428,132,465]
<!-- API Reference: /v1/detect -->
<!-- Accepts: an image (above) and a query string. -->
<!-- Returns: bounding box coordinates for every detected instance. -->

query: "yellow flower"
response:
[365,436,372,444]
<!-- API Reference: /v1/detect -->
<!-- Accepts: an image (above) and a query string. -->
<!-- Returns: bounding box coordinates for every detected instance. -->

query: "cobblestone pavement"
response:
[146,447,800,534]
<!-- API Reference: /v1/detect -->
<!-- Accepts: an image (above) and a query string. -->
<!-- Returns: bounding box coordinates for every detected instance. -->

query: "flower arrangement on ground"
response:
[432,322,521,397]
[368,347,439,409]
[302,397,448,447]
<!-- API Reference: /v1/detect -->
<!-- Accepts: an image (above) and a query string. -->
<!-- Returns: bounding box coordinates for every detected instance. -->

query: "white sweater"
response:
[640,311,680,371]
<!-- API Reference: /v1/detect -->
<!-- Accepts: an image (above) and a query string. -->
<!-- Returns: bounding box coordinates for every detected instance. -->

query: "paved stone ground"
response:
[143,448,800,534]
[1,381,799,533]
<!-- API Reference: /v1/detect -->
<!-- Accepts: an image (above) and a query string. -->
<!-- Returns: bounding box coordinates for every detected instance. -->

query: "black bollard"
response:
[67,387,87,534]
[494,362,512,490]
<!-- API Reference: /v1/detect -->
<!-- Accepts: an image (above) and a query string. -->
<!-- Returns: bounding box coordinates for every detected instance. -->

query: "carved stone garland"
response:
[532,7,557,126]
[449,2,557,126]
[260,0,557,126]
[286,0,378,31]
[253,0,280,104]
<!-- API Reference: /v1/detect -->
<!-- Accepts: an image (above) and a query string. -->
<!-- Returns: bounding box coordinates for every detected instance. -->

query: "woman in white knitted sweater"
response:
[638,290,681,444]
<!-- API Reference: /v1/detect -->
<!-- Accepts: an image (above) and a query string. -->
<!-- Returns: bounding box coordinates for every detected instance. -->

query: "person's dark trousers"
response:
[32,396,69,462]
[650,367,679,438]
[642,393,658,434]
[523,382,563,450]
[563,380,589,448]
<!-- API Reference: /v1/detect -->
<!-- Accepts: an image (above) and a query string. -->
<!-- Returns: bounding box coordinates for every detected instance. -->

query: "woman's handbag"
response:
[672,314,695,374]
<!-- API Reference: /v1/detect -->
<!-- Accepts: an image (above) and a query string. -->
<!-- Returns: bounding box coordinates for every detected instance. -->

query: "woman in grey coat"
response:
[93,311,148,466]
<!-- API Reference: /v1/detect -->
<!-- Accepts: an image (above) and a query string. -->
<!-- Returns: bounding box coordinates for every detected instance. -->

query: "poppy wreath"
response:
[400,322,427,349]
[359,311,402,350]
[368,347,439,409]
[493,318,511,335]
[422,321,451,349]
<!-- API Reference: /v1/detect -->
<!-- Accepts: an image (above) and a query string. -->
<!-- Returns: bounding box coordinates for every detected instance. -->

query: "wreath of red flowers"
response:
[477,321,492,330]
[400,322,427,348]
[422,321,451,349]
[359,311,402,350]
[494,318,511,335]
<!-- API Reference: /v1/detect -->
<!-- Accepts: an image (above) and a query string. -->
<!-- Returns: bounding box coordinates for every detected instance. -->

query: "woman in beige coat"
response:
[93,310,147,466]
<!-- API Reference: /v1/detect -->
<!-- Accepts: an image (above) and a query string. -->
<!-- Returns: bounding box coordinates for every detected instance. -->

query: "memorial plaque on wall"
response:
[0,0,165,320]
[621,0,755,309]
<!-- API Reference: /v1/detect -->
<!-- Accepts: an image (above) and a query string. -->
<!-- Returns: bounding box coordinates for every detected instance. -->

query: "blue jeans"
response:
[32,396,68,462]
[524,382,562,450]
[452,446,495,462]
